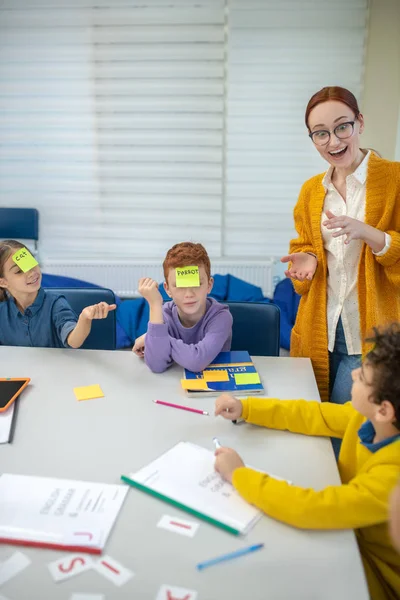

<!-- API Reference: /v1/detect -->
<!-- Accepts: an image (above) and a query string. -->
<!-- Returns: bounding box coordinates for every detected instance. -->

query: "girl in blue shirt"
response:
[0,240,116,348]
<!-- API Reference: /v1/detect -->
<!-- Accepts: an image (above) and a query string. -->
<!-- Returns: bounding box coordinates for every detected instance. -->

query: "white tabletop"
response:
[0,346,369,600]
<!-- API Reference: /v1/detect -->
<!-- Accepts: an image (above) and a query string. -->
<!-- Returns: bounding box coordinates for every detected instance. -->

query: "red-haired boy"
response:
[133,242,232,373]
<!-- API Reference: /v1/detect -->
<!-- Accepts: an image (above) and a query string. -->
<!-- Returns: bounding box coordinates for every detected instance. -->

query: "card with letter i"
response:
[157,514,199,538]
[93,555,134,587]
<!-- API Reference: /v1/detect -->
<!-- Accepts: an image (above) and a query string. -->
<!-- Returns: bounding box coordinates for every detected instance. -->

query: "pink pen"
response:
[153,399,209,416]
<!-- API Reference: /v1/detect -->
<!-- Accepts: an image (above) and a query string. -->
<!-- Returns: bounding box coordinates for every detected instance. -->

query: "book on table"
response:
[121,441,261,536]
[181,351,264,397]
[0,474,128,554]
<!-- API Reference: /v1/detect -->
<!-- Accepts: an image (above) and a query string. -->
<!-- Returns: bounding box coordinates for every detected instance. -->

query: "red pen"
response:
[153,399,209,416]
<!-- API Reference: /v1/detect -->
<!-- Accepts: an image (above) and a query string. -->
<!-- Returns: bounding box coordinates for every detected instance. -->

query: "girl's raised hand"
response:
[80,302,116,321]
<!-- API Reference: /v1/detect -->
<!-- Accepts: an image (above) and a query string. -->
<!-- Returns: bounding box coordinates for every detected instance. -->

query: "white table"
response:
[0,347,369,600]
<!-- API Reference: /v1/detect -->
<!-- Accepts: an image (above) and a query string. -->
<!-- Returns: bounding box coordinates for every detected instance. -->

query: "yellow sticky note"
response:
[175,266,200,288]
[181,378,210,391]
[234,373,261,386]
[12,248,38,273]
[74,384,104,401]
[203,369,229,382]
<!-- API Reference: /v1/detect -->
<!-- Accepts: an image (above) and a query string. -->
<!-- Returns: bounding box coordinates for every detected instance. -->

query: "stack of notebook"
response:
[181,351,264,397]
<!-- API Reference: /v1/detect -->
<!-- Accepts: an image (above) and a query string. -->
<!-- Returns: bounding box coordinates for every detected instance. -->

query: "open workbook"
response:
[121,441,261,536]
[0,474,128,554]
[181,351,264,397]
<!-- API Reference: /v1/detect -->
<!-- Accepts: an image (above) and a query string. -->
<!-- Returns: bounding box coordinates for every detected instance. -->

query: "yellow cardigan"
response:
[289,153,400,402]
[233,397,400,600]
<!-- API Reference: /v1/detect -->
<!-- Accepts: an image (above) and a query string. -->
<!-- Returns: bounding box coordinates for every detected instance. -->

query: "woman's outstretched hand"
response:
[281,252,317,282]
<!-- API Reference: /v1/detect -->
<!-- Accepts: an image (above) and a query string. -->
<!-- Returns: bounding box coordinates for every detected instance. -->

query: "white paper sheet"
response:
[0,551,31,586]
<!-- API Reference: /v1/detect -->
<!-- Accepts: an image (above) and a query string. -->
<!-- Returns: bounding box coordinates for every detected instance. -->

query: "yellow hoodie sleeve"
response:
[232,461,399,530]
[241,397,355,440]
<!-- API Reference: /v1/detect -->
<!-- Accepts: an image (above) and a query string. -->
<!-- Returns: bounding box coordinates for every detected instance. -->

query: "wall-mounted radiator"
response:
[41,259,276,298]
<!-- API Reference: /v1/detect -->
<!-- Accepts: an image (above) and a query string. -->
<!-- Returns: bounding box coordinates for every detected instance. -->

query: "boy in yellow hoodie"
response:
[214,323,400,600]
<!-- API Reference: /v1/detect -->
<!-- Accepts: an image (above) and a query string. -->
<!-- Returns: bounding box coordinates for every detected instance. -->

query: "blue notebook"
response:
[182,351,264,397]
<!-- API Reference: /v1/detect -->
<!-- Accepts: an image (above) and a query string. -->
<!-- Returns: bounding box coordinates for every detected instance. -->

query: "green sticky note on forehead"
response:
[175,265,200,287]
[12,248,38,273]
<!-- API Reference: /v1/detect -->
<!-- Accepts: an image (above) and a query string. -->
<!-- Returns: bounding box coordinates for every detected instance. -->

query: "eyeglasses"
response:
[309,121,355,146]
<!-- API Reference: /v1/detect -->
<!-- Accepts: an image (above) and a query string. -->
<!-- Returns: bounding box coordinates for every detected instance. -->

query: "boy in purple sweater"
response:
[132,242,232,373]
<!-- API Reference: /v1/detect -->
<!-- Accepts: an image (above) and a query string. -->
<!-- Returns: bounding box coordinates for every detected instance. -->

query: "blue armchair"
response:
[226,302,280,357]
[0,208,39,253]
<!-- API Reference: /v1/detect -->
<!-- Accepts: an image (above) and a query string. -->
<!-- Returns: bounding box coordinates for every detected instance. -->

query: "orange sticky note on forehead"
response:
[175,266,200,288]
[12,248,38,273]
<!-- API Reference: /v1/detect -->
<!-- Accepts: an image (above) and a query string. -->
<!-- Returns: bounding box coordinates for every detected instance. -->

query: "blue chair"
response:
[0,208,39,253]
[226,302,281,356]
[44,287,116,351]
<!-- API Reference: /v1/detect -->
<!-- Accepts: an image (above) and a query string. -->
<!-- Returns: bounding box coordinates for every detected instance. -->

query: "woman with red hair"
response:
[281,87,400,416]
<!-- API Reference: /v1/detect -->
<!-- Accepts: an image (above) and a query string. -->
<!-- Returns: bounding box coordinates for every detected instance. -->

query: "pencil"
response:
[197,543,264,570]
[153,399,209,416]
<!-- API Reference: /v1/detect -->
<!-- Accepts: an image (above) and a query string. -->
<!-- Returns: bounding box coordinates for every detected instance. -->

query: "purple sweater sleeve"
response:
[143,323,173,373]
[144,310,232,373]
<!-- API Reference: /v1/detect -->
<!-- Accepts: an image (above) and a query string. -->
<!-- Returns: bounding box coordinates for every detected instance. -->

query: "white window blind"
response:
[0,0,368,262]
[0,0,225,258]
[224,0,368,257]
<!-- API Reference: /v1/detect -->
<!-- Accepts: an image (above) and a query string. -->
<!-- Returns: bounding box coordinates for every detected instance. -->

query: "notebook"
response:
[0,474,128,554]
[121,441,261,536]
[181,351,264,397]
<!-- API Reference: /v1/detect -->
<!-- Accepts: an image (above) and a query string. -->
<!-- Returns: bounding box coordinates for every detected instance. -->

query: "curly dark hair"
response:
[365,323,400,430]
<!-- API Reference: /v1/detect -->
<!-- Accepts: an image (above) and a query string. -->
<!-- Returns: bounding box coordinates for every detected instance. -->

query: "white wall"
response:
[396,103,400,161]
[362,0,400,159]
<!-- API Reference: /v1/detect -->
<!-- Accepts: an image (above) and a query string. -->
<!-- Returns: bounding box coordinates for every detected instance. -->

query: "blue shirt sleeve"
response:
[51,296,78,347]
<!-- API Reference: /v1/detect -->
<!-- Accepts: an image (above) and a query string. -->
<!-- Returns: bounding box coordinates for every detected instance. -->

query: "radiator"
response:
[41,259,276,298]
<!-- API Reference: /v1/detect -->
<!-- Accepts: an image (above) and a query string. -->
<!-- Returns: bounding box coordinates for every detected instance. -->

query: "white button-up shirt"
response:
[321,151,390,354]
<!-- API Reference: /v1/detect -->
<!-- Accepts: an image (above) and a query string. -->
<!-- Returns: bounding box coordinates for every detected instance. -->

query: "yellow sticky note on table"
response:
[234,373,261,385]
[181,378,210,391]
[203,369,229,382]
[175,266,200,288]
[12,248,38,273]
[74,384,104,401]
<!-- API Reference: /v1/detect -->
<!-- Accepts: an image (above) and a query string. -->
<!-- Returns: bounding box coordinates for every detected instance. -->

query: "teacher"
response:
[282,86,400,405]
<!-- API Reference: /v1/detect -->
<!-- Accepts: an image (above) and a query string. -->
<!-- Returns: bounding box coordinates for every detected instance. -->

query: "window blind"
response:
[0,0,225,258]
[0,0,368,261]
[224,0,368,257]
